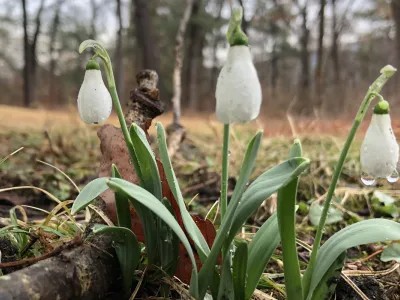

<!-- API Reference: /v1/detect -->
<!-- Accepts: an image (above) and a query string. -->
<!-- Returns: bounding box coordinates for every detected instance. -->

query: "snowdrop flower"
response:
[77,59,112,124]
[360,100,399,184]
[215,8,262,124]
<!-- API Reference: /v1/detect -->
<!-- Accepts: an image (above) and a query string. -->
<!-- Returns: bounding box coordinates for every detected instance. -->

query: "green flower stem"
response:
[220,124,230,221]
[302,65,396,299]
[79,40,141,185]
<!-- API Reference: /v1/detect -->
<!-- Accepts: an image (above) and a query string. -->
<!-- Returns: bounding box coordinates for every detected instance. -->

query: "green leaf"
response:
[310,252,345,300]
[381,243,400,262]
[92,224,140,294]
[309,204,343,226]
[112,165,131,229]
[276,139,303,300]
[228,157,310,244]
[232,240,248,300]
[159,198,180,276]
[71,177,109,214]
[106,178,199,298]
[198,131,262,299]
[218,254,235,300]
[306,219,400,299]
[156,122,210,261]
[129,124,162,200]
[10,207,28,250]
[246,213,280,300]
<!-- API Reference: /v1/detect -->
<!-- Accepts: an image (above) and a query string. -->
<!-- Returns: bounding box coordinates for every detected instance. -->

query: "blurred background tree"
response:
[0,0,399,118]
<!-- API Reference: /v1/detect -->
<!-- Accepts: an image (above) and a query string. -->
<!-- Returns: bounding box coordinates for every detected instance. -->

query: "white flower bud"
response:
[360,102,399,180]
[215,45,262,124]
[77,60,112,124]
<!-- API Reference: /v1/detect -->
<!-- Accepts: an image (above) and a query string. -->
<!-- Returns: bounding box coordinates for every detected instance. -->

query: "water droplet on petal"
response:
[361,173,376,186]
[386,170,399,183]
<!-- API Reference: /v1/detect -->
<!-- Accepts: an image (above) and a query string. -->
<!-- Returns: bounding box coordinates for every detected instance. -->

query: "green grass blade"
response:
[245,213,280,300]
[232,240,248,300]
[197,132,262,299]
[129,124,162,200]
[276,139,303,300]
[71,177,109,214]
[156,122,210,260]
[305,219,400,299]
[111,164,131,229]
[228,157,310,244]
[93,224,141,294]
[106,178,199,298]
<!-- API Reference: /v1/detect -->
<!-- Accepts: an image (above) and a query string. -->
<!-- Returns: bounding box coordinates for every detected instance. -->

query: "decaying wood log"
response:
[0,235,121,300]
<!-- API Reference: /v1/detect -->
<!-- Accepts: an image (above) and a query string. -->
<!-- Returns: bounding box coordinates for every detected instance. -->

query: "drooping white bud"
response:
[360,101,399,182]
[77,60,112,124]
[215,45,262,124]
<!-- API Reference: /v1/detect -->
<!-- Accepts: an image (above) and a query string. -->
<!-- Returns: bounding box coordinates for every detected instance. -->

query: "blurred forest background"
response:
[1,0,400,118]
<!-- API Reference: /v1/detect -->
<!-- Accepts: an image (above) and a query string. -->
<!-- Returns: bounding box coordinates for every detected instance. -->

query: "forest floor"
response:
[1,105,400,299]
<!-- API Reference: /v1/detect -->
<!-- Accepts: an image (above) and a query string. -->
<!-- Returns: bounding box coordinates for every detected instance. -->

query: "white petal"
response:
[77,70,112,124]
[215,46,262,124]
[360,114,399,178]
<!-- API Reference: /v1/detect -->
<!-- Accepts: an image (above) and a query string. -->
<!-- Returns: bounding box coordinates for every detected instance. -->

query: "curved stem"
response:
[302,65,396,299]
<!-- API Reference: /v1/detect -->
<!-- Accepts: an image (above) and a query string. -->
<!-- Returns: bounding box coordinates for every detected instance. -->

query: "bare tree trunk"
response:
[171,0,195,125]
[391,0,400,71]
[209,0,225,93]
[48,0,63,106]
[331,0,340,84]
[187,0,204,110]
[271,43,279,89]
[299,3,311,114]
[21,0,31,107]
[115,0,124,100]
[314,0,326,112]
[132,0,165,99]
[237,0,249,34]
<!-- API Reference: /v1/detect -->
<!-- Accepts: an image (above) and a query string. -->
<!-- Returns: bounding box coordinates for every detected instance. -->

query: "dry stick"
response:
[0,236,82,268]
[341,274,369,300]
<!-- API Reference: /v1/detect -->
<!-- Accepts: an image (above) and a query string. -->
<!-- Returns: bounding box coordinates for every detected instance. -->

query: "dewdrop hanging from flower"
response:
[77,59,112,124]
[215,8,262,124]
[360,99,399,185]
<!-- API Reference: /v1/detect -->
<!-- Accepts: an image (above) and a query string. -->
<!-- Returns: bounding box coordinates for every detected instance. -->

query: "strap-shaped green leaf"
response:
[198,132,262,299]
[106,178,199,298]
[92,224,141,294]
[310,252,345,300]
[129,124,162,200]
[228,157,310,243]
[276,139,303,300]
[232,240,248,300]
[156,122,210,261]
[246,213,280,299]
[71,177,109,214]
[217,254,235,300]
[111,164,131,229]
[305,219,400,299]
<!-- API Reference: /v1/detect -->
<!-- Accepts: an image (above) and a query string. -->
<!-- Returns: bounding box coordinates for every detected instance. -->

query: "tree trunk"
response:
[209,0,225,93]
[132,0,165,99]
[299,4,311,113]
[21,0,31,107]
[331,0,340,84]
[237,0,249,34]
[314,0,326,111]
[48,0,63,106]
[171,0,195,125]
[391,0,400,71]
[115,0,124,100]
[186,0,204,110]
